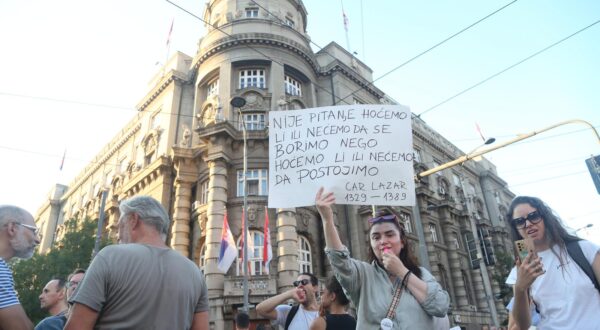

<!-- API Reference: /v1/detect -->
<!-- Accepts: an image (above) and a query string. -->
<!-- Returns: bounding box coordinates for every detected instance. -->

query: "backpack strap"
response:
[284,305,300,330]
[566,240,600,294]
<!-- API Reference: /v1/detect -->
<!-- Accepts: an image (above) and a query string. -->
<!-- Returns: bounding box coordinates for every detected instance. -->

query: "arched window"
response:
[199,245,207,272]
[297,235,312,273]
[236,231,265,276]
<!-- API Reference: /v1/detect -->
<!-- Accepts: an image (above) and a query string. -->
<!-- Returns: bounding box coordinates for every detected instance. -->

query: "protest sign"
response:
[268,104,415,208]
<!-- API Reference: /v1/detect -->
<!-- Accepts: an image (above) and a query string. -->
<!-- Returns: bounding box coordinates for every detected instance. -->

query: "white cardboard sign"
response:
[268,104,416,208]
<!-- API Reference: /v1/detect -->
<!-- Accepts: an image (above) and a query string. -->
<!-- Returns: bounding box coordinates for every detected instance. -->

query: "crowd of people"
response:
[1,189,598,329]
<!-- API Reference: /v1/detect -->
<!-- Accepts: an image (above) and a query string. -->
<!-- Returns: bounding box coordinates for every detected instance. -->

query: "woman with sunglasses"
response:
[506,196,600,329]
[315,188,449,329]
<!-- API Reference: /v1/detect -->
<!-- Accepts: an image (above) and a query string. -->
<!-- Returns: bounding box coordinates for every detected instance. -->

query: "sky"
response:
[1,0,598,243]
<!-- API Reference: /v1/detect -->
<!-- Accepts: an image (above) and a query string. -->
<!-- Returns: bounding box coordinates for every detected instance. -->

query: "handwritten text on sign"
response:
[268,104,415,208]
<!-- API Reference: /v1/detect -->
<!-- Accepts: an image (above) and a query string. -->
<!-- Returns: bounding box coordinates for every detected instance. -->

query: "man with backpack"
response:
[257,273,319,330]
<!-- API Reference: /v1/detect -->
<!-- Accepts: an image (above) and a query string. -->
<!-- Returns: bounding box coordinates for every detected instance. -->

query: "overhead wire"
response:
[418,18,600,117]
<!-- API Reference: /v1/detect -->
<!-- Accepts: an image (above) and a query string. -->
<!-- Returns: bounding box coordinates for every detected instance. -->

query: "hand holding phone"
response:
[514,239,534,262]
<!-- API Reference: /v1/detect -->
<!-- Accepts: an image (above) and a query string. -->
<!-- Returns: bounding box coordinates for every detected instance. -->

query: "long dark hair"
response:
[506,196,579,265]
[325,276,350,306]
[367,210,422,279]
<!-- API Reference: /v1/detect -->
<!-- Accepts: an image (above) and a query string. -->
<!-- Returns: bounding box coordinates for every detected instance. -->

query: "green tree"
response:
[10,217,111,324]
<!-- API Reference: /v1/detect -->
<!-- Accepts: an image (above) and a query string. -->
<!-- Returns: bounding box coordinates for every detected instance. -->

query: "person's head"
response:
[66,268,86,300]
[367,210,422,278]
[0,205,39,260]
[293,272,319,306]
[506,196,578,250]
[235,311,250,330]
[118,196,170,243]
[39,277,67,313]
[320,276,350,310]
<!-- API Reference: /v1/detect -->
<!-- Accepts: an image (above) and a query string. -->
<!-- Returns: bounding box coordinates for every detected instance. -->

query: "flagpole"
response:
[341,0,351,51]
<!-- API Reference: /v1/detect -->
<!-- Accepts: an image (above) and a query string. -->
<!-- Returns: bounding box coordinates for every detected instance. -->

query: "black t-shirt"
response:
[325,313,356,330]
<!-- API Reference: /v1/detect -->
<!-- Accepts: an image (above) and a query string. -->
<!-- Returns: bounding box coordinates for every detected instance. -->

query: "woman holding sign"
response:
[506,196,600,329]
[315,187,449,329]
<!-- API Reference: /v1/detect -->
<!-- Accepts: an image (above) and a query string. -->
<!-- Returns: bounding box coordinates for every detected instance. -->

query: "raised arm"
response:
[256,288,300,320]
[511,252,543,329]
[315,187,343,250]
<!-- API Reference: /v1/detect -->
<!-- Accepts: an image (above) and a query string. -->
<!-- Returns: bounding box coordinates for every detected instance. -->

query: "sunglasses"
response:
[512,211,542,229]
[293,279,310,287]
[369,214,397,224]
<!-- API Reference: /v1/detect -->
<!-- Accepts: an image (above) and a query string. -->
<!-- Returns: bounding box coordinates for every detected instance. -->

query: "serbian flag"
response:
[342,10,349,32]
[263,206,273,274]
[59,149,66,171]
[217,212,237,273]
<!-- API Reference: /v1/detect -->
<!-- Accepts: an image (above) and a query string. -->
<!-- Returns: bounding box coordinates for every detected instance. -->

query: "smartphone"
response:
[514,239,529,262]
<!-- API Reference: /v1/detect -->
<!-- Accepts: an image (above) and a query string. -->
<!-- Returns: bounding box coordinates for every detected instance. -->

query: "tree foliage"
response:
[10,217,111,324]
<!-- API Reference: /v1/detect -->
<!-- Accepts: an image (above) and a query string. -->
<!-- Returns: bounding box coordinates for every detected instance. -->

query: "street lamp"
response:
[575,223,593,233]
[230,96,249,312]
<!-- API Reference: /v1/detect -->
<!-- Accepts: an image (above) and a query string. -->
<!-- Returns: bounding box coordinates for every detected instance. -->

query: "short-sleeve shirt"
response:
[275,304,319,330]
[0,258,19,309]
[72,244,208,330]
[506,240,600,329]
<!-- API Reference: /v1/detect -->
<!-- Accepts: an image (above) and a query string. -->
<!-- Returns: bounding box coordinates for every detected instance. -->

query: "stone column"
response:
[170,149,198,256]
[203,159,228,329]
[276,207,299,292]
[442,224,468,307]
[471,269,487,310]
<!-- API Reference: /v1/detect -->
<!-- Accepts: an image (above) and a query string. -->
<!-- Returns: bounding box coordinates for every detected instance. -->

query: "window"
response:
[119,158,128,174]
[207,79,219,97]
[237,231,265,275]
[452,173,461,186]
[464,232,479,269]
[199,245,207,272]
[452,231,461,249]
[298,236,312,273]
[239,69,266,89]
[150,112,161,129]
[237,169,268,196]
[245,7,259,18]
[239,113,265,131]
[467,182,476,196]
[284,75,302,96]
[104,169,113,186]
[432,160,441,176]
[461,270,476,305]
[285,17,295,28]
[398,212,413,234]
[199,180,209,204]
[428,223,438,243]
[413,149,421,163]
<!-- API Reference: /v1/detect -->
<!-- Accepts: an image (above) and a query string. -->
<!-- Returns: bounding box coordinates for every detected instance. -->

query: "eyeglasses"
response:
[15,222,39,236]
[293,279,310,287]
[512,211,542,229]
[368,214,397,224]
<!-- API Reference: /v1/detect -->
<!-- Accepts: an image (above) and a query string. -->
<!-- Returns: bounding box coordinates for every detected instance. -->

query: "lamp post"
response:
[575,223,593,234]
[230,96,249,312]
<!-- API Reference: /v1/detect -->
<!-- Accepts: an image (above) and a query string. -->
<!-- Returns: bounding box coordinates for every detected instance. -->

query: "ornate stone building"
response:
[35,0,516,328]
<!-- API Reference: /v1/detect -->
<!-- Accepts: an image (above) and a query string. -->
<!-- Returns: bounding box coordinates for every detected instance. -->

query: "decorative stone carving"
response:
[296,208,311,227]
[277,95,288,110]
[180,126,191,147]
[243,92,263,109]
[247,205,258,224]
[235,9,243,18]
[198,213,208,231]
[226,12,233,22]
[201,104,216,126]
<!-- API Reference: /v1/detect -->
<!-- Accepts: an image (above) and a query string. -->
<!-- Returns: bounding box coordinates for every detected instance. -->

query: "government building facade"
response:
[34,0,516,328]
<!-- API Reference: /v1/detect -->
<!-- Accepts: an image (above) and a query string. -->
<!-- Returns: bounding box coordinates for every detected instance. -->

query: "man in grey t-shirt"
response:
[64,196,209,330]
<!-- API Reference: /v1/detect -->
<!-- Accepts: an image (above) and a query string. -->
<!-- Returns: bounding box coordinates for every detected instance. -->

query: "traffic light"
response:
[586,155,600,194]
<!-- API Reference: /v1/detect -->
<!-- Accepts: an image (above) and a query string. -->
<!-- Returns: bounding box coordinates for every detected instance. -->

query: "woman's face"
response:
[321,287,333,308]
[370,222,403,262]
[512,203,546,244]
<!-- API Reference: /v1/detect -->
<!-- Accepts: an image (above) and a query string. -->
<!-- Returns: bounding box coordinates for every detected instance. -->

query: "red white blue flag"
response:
[263,206,273,274]
[217,212,237,273]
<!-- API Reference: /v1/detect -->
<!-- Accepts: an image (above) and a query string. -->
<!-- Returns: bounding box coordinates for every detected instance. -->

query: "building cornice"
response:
[137,70,189,112]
